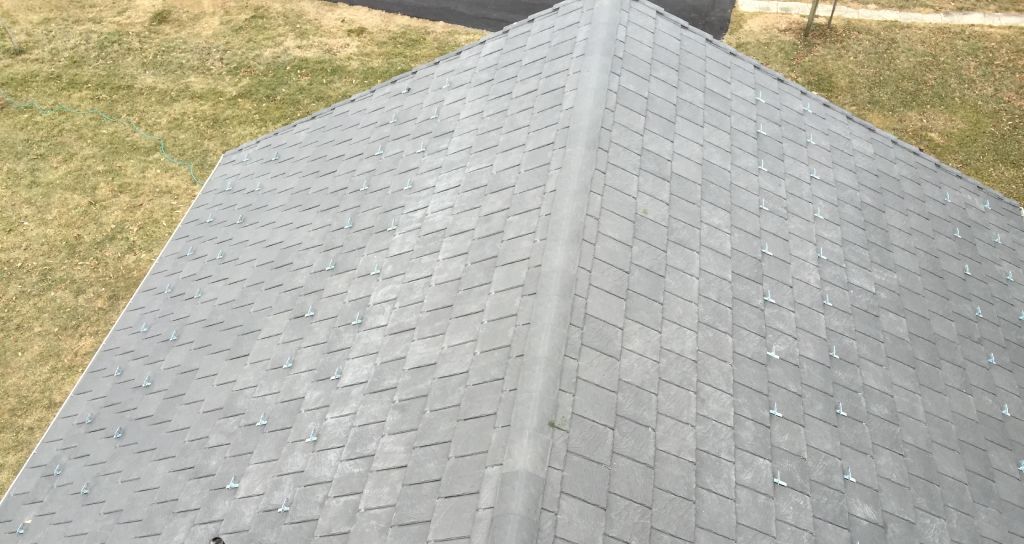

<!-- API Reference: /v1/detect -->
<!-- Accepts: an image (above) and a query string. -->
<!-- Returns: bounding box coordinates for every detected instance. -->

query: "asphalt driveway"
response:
[333,0,735,38]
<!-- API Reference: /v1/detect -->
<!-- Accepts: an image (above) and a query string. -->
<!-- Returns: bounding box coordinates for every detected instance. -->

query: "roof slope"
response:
[1,2,584,541]
[4,0,1024,543]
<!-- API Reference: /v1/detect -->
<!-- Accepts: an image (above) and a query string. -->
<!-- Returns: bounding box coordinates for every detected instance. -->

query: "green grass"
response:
[0,0,483,495]
[727,12,1024,203]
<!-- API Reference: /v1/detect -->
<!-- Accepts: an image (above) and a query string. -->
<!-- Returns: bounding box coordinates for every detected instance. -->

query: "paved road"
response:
[331,0,735,38]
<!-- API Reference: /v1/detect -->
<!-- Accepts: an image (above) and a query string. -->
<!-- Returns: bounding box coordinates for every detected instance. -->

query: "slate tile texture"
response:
[541,1,1024,544]
[3,0,1024,542]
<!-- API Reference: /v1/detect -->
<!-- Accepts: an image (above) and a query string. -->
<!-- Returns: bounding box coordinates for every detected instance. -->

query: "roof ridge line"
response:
[489,0,623,542]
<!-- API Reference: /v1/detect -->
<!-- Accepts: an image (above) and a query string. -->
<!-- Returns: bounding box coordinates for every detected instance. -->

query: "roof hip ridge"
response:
[489,0,623,542]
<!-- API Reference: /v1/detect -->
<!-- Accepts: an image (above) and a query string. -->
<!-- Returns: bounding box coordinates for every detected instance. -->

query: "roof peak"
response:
[490,1,622,541]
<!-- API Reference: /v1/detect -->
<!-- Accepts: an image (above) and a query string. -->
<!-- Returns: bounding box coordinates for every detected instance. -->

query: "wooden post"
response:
[827,0,840,27]
[803,0,821,36]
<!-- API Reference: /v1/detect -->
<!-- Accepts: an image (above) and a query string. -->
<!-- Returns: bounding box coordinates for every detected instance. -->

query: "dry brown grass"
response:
[843,0,1024,13]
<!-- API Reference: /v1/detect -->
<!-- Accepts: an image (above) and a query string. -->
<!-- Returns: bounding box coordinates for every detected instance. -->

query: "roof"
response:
[4,0,1024,542]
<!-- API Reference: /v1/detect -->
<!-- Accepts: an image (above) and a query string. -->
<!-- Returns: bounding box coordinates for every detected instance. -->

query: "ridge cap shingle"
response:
[490,1,623,542]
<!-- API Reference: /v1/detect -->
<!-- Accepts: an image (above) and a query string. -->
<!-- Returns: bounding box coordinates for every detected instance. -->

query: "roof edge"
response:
[222,1,576,162]
[649,1,1020,208]
[488,0,622,542]
[0,153,225,505]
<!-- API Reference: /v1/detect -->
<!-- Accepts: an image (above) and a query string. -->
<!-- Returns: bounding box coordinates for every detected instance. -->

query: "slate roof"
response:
[3,0,1024,542]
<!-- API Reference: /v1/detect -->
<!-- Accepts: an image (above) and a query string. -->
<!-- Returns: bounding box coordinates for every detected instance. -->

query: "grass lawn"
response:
[0,0,483,495]
[843,0,1024,13]
[727,12,1024,203]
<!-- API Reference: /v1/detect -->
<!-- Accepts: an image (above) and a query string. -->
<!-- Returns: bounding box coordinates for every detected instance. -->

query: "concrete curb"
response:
[735,0,1024,26]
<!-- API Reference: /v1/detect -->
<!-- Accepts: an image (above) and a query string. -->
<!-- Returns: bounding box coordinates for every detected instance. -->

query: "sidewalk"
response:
[734,0,1024,26]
